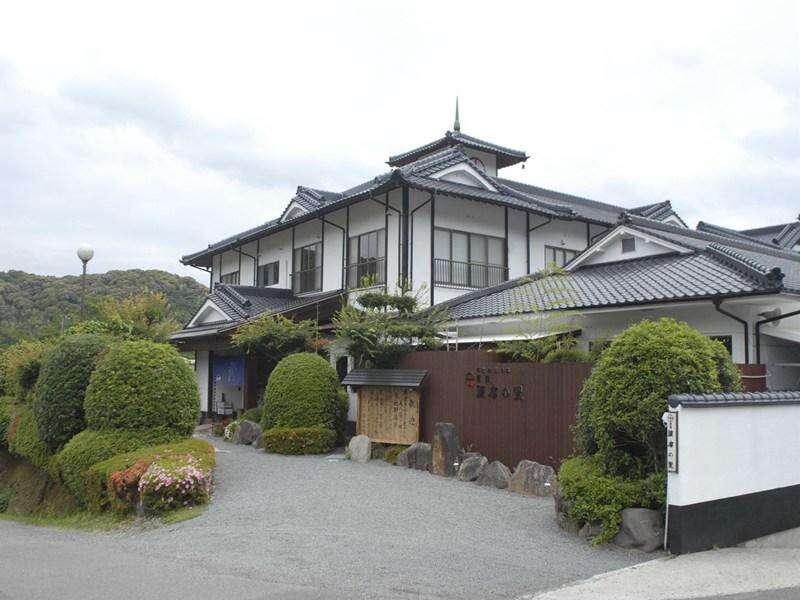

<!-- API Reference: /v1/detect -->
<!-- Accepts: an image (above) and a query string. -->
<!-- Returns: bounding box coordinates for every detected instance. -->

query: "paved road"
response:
[0,437,649,599]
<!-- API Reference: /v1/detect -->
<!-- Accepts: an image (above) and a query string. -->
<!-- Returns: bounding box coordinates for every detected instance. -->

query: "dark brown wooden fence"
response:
[398,350,591,468]
[398,350,767,469]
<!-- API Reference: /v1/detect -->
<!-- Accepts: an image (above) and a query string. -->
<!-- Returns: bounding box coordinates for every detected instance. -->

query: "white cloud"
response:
[0,1,797,282]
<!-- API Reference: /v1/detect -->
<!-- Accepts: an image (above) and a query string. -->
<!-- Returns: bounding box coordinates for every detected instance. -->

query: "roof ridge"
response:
[696,221,777,247]
[705,243,784,289]
[627,214,800,262]
[774,221,800,247]
[496,178,626,213]
[492,179,575,215]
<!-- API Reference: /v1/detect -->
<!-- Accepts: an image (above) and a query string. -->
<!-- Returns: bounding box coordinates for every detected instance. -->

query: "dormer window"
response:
[621,237,636,253]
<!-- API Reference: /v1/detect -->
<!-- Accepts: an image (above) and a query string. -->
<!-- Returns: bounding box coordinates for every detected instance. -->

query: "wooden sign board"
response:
[356,386,420,445]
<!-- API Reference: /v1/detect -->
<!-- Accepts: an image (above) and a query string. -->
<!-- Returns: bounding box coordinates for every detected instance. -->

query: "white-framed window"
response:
[257,261,280,287]
[545,245,580,267]
[621,237,636,253]
[220,271,240,285]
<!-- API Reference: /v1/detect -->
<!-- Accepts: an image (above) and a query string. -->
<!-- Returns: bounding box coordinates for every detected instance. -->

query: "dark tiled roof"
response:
[696,221,773,246]
[629,200,687,227]
[341,369,429,388]
[496,179,625,225]
[441,250,781,320]
[388,131,528,169]
[740,220,800,249]
[624,216,800,292]
[668,391,800,408]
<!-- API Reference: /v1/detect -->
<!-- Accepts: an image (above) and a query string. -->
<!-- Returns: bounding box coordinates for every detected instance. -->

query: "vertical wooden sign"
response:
[356,386,420,445]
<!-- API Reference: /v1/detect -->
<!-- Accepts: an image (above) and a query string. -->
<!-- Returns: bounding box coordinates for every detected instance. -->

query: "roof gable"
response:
[388,130,528,169]
[567,225,692,270]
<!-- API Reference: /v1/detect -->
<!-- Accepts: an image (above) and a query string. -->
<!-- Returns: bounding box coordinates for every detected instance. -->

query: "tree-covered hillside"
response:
[0,269,208,346]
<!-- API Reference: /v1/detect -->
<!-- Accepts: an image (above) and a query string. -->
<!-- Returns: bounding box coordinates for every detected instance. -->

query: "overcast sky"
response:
[1,1,797,283]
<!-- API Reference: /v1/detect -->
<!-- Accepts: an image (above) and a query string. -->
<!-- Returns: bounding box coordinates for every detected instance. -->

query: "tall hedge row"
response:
[84,340,199,435]
[32,334,111,451]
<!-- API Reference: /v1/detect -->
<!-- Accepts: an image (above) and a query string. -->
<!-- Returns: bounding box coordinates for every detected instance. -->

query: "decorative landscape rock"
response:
[579,522,604,539]
[475,460,511,489]
[456,455,487,482]
[432,422,460,477]
[553,481,580,534]
[232,420,262,445]
[348,434,372,463]
[508,460,556,497]
[613,508,664,552]
[396,442,431,470]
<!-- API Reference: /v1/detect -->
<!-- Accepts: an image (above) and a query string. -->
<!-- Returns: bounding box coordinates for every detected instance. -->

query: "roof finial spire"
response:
[453,96,461,132]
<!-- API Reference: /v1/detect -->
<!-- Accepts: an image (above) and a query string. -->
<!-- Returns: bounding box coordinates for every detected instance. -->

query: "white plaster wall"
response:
[220,250,239,279]
[464,149,497,177]
[580,233,678,267]
[256,228,293,289]
[239,240,258,286]
[667,403,800,506]
[507,207,528,279]
[322,208,346,291]
[409,189,432,300]
[528,217,589,271]
[195,350,209,413]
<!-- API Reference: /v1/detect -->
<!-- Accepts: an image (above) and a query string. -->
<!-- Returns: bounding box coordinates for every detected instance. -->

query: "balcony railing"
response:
[433,258,508,289]
[346,257,386,289]
[291,266,322,295]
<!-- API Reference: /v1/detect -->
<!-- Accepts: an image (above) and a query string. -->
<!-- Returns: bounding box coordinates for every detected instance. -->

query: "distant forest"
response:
[0,269,208,346]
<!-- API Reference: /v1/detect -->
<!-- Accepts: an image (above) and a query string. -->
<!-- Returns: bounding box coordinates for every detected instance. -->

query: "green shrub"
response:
[240,406,263,424]
[138,443,215,513]
[0,487,12,513]
[86,438,215,514]
[334,387,349,440]
[84,340,199,435]
[577,318,742,477]
[0,340,52,402]
[558,456,665,544]
[56,427,179,506]
[0,396,13,449]
[6,406,52,472]
[31,334,111,451]
[262,426,336,455]
[262,353,339,430]
[543,348,592,363]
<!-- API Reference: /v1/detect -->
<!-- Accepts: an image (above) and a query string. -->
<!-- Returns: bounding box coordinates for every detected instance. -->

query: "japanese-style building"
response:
[172,105,800,420]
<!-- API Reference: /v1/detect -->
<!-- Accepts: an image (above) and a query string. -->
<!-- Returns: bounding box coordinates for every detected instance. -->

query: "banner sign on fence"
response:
[465,366,524,401]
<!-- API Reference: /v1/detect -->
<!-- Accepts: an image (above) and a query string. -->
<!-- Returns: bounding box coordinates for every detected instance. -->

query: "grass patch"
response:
[160,504,207,525]
[0,510,132,531]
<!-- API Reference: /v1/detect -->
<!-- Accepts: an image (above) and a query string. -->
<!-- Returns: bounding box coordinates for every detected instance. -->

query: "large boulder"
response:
[432,422,460,477]
[348,434,372,463]
[457,455,487,482]
[396,442,431,470]
[232,420,262,445]
[508,460,556,497]
[475,460,511,489]
[613,508,664,552]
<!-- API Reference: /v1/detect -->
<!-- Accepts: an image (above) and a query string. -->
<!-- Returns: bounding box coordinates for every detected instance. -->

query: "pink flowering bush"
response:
[138,454,213,513]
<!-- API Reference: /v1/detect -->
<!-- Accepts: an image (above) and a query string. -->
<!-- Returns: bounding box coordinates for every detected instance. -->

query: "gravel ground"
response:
[0,436,651,600]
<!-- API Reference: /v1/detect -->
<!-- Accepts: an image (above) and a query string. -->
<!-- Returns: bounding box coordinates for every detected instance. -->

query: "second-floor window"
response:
[257,261,280,287]
[220,271,240,285]
[545,245,580,268]
[434,228,506,288]
[347,228,385,288]
[292,242,322,294]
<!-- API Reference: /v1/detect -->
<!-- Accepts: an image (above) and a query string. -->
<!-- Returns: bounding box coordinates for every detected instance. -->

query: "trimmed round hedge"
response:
[576,318,742,477]
[57,427,179,506]
[7,405,52,471]
[84,340,199,435]
[32,334,111,451]
[262,353,339,430]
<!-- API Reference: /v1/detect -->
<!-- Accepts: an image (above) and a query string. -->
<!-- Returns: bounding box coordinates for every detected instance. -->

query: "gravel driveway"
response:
[0,437,651,600]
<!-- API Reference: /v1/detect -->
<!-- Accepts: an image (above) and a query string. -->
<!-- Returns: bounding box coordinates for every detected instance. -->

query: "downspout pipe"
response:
[713,299,749,364]
[756,306,800,364]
